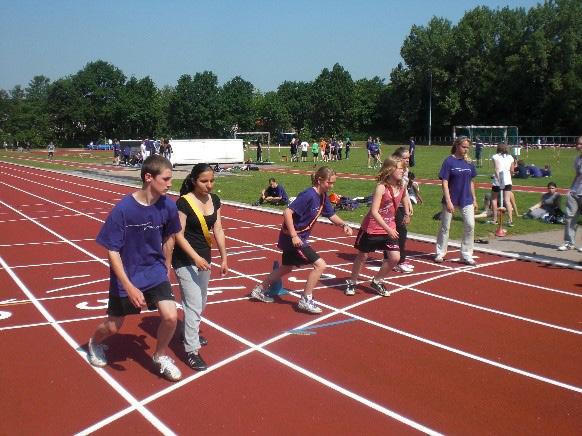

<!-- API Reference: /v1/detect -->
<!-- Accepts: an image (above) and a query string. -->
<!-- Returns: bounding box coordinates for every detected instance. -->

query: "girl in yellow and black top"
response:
[173,163,228,371]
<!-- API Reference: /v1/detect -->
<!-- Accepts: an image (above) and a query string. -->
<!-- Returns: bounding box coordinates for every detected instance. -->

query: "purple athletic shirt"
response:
[277,187,335,251]
[96,193,181,297]
[438,155,477,207]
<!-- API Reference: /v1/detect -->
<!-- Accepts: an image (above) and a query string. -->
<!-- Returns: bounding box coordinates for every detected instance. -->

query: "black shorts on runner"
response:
[492,185,512,192]
[282,245,320,267]
[354,228,399,254]
[107,281,175,317]
[312,152,319,157]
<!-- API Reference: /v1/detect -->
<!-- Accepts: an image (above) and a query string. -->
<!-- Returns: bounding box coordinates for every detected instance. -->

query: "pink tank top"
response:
[361,184,404,234]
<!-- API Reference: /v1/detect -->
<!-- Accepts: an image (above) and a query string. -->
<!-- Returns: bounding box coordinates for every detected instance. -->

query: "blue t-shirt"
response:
[97,194,181,297]
[277,187,335,251]
[438,155,477,207]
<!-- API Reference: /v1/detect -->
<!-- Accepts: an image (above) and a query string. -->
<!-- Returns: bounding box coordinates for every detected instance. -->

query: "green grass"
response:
[2,143,577,240]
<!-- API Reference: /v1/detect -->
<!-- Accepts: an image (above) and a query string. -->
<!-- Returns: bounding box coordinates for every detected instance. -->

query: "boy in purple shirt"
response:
[435,137,478,265]
[87,155,183,382]
[255,177,289,206]
[250,167,353,313]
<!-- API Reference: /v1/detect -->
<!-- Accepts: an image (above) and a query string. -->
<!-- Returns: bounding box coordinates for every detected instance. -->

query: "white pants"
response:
[564,192,582,245]
[175,265,211,353]
[436,204,475,260]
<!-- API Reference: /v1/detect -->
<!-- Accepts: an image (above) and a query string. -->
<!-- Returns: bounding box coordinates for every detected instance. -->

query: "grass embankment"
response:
[1,144,576,240]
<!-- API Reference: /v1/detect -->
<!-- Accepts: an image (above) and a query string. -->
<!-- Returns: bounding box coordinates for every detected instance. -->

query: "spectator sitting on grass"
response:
[524,182,563,222]
[254,178,288,206]
[475,192,493,219]
[513,159,529,178]
[527,163,544,177]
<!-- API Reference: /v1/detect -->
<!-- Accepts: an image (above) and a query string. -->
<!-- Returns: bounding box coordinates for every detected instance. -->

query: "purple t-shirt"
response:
[438,155,477,207]
[97,194,181,297]
[277,187,335,251]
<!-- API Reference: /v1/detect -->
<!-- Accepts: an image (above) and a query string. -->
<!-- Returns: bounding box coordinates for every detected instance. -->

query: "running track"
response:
[0,162,580,435]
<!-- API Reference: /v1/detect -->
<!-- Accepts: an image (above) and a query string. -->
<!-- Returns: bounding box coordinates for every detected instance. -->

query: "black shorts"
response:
[282,245,320,267]
[354,228,399,253]
[301,151,308,157]
[107,281,174,317]
[492,185,512,192]
[313,152,319,157]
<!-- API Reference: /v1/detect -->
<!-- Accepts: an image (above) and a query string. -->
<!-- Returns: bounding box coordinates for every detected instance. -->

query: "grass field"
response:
[1,142,578,240]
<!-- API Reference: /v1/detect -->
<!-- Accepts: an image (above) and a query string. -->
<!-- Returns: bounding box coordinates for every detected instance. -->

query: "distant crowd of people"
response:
[112,138,173,167]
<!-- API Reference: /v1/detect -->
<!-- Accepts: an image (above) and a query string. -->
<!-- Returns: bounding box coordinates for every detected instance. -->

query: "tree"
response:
[309,64,354,137]
[71,60,126,142]
[167,71,221,138]
[119,76,159,139]
[220,76,255,134]
[253,91,291,134]
[276,80,312,134]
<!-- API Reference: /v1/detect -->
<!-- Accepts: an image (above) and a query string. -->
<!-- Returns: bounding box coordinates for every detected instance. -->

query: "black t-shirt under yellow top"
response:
[172,193,221,267]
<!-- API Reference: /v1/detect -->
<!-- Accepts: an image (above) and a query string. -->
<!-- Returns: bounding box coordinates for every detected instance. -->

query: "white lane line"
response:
[328,262,582,336]
[80,263,444,436]
[7,259,106,270]
[5,167,581,414]
[0,238,96,248]
[47,278,109,294]
[53,274,91,280]
[0,199,108,265]
[237,256,266,262]
[0,255,176,435]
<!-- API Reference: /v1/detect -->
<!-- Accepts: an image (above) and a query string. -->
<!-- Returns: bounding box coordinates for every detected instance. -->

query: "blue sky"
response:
[0,0,541,92]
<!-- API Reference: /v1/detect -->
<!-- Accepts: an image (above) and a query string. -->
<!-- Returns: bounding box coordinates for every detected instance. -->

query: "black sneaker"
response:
[186,352,208,371]
[199,335,208,346]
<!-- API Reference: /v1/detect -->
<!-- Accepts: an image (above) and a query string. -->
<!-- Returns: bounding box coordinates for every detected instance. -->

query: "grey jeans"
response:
[436,204,475,260]
[563,192,582,245]
[175,265,211,353]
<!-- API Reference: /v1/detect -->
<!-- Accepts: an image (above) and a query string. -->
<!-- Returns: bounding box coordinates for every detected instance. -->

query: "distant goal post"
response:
[452,125,519,146]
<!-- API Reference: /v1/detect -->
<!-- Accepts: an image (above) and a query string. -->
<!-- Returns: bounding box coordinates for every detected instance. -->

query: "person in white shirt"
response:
[490,144,516,226]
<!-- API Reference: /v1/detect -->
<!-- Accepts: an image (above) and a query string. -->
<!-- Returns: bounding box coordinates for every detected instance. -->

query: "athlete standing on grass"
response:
[173,163,228,371]
[345,158,405,296]
[87,155,183,382]
[250,167,353,313]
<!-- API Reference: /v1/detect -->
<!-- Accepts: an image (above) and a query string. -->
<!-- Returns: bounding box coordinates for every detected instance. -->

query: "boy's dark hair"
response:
[268,177,277,183]
[140,155,173,182]
[547,181,557,188]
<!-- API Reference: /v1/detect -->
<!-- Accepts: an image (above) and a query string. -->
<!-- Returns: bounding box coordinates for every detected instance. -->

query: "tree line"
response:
[1,0,580,147]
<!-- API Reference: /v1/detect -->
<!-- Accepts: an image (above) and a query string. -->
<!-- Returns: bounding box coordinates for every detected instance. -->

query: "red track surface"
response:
[0,162,580,435]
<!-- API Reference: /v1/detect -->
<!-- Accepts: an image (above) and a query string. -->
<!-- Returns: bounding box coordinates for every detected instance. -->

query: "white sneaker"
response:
[345,280,356,296]
[393,263,414,273]
[153,355,182,382]
[87,338,108,367]
[400,262,415,271]
[557,243,575,251]
[297,296,322,314]
[250,285,274,303]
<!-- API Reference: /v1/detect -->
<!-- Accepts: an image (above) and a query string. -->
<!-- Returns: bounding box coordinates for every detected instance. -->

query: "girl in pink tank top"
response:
[345,158,406,297]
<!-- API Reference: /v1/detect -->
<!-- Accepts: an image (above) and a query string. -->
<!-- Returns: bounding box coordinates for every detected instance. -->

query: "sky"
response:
[0,0,542,93]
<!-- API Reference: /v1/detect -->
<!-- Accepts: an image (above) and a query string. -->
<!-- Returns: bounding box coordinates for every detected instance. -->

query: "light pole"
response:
[428,71,432,146]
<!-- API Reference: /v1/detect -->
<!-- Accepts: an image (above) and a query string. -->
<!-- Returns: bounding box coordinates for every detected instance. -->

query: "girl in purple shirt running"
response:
[250,167,353,314]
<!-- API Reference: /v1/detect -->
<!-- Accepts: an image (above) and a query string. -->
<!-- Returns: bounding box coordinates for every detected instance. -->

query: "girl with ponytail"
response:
[250,166,353,314]
[172,163,228,371]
